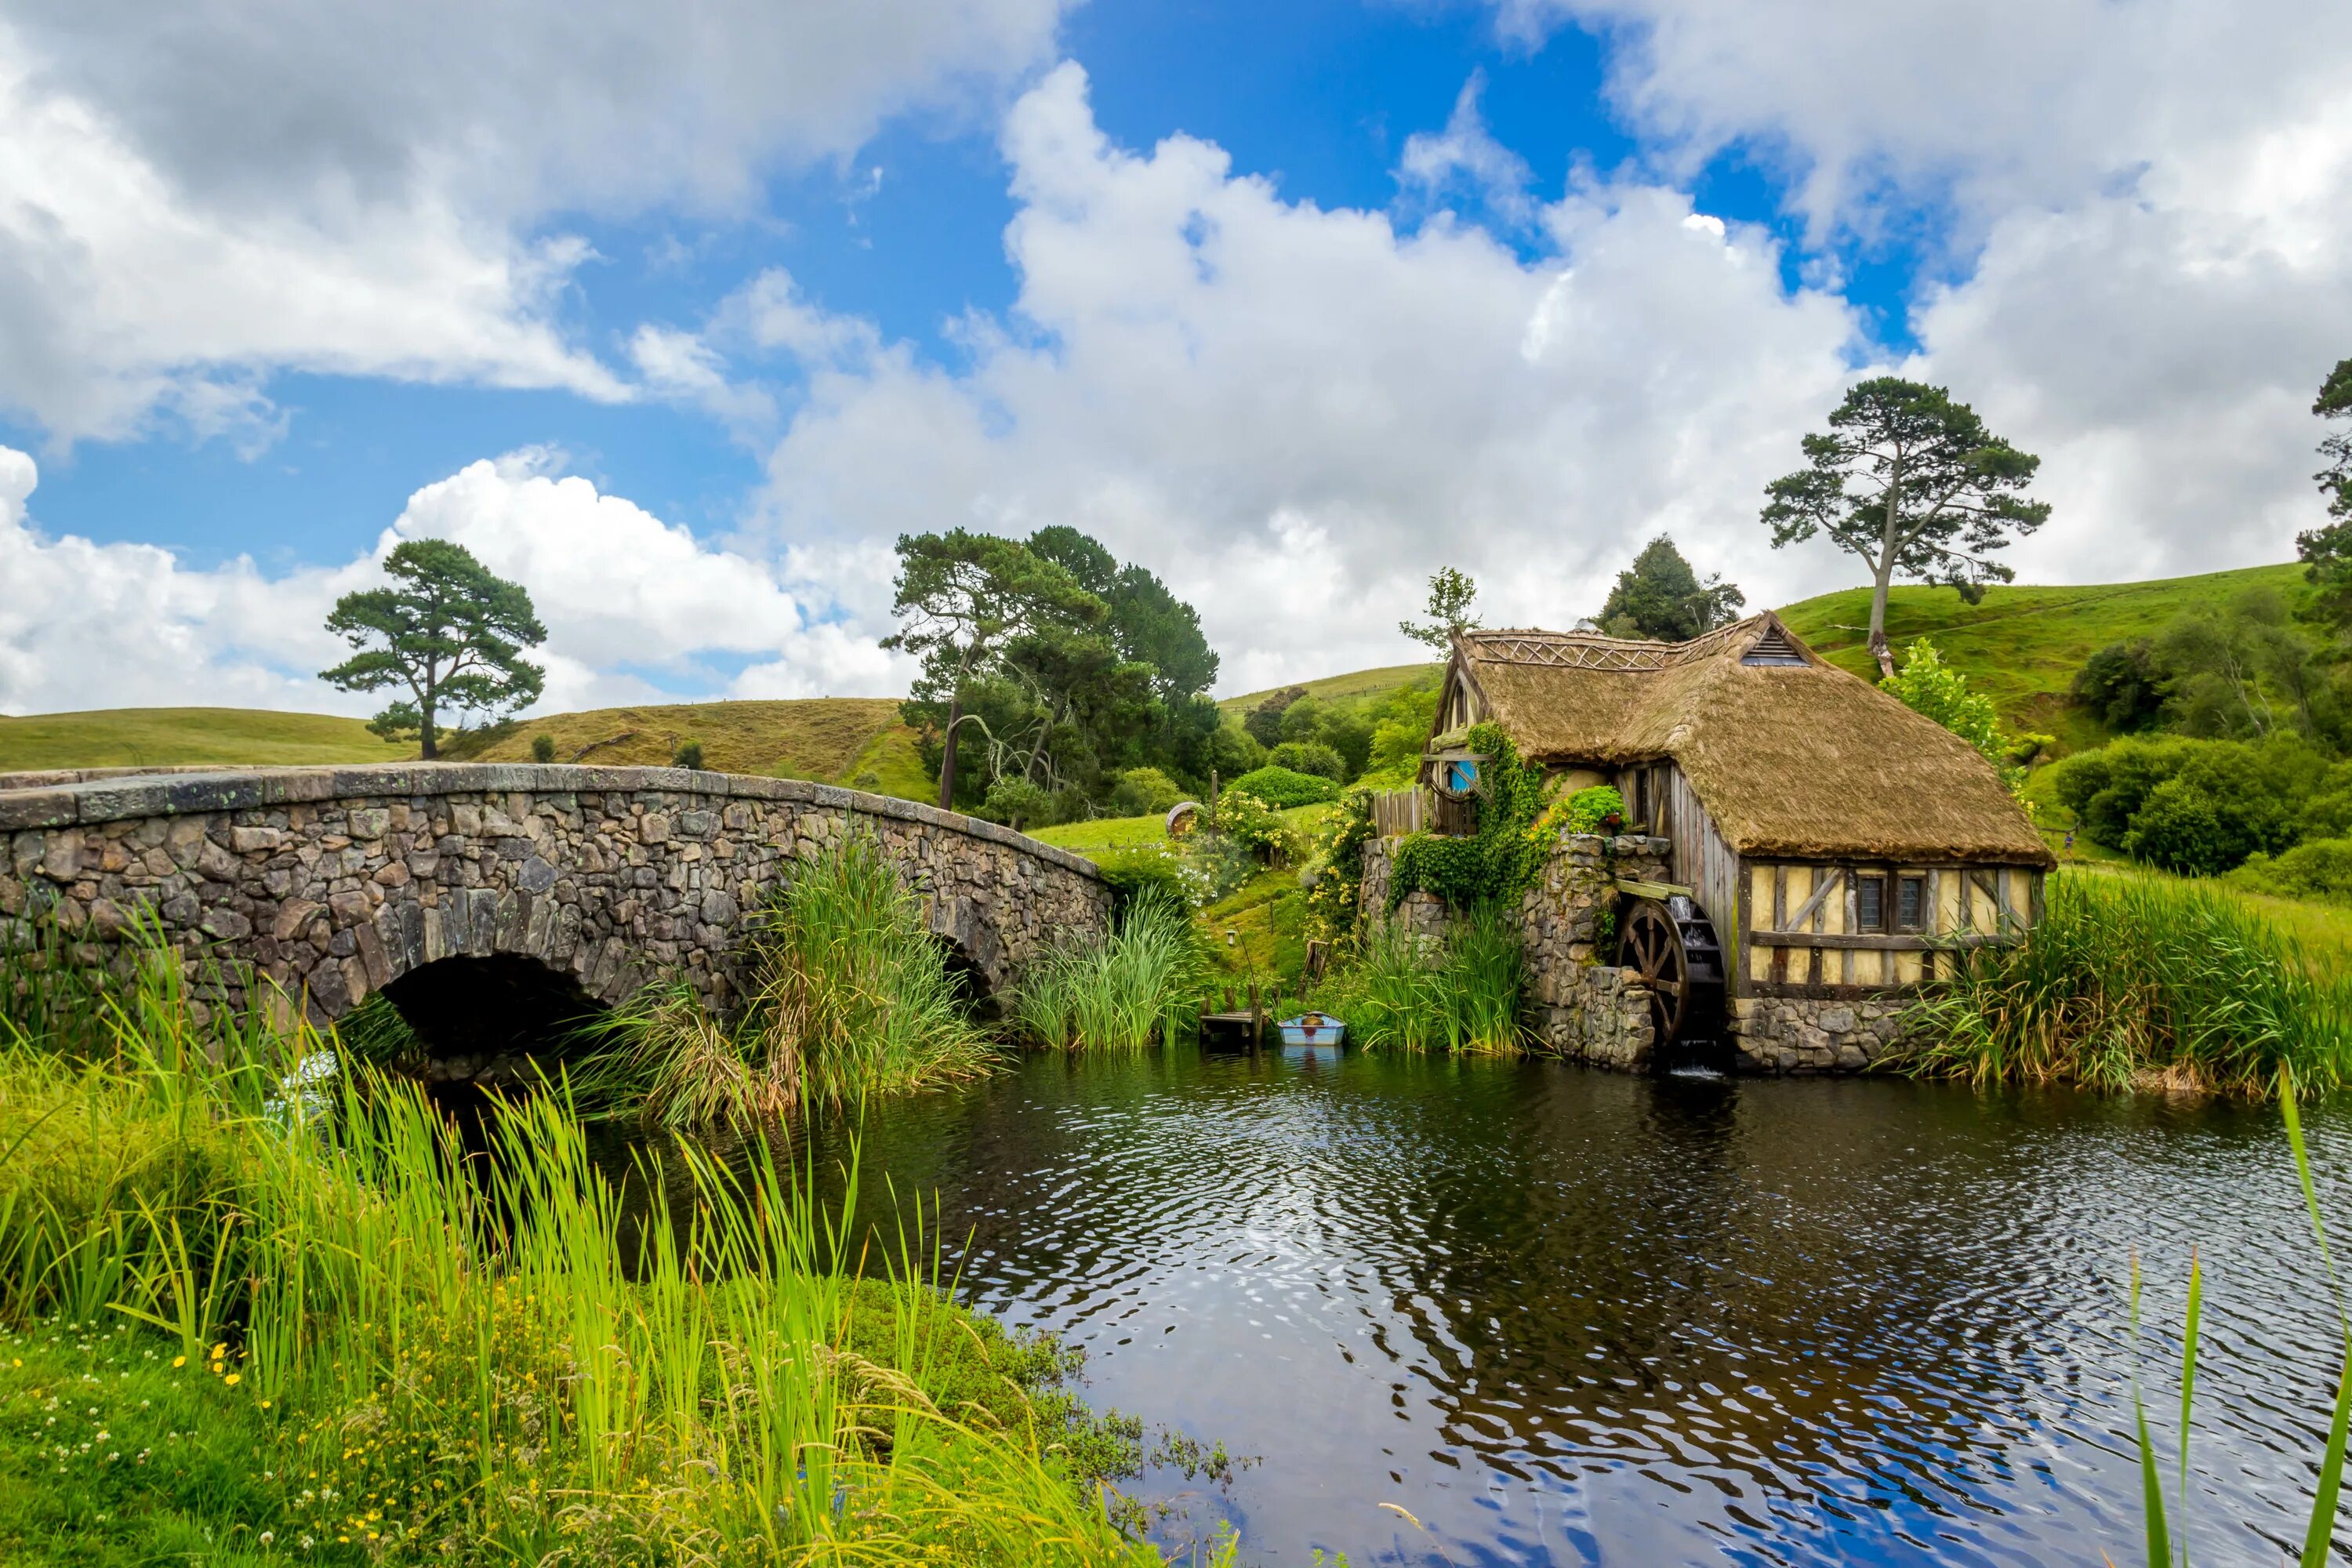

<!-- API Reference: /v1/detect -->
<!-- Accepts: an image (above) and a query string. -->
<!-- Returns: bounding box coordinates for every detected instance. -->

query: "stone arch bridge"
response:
[1,764,1108,1074]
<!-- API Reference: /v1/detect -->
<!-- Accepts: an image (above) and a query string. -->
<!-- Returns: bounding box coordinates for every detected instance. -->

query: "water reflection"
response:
[607,1050,2351,1566]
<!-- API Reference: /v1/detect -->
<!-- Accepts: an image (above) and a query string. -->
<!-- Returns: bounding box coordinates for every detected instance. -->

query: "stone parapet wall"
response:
[1,764,1107,1030]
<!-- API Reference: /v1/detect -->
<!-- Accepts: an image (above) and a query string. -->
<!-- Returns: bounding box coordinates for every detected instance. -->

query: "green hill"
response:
[0,708,409,772]
[0,698,933,802]
[1221,661,1441,716]
[1774,561,2309,751]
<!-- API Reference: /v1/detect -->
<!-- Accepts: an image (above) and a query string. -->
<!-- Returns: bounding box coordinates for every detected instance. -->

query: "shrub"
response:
[2071,637,2168,731]
[1882,637,2024,797]
[2122,776,2244,876]
[671,737,705,770]
[1096,835,1254,909]
[981,775,1058,832]
[1225,764,1339,809]
[1109,766,1185,818]
[1216,789,1298,862]
[530,733,557,763]
[2228,838,2352,902]
[2047,732,2337,873]
[1303,789,1376,949]
[1267,740,1346,780]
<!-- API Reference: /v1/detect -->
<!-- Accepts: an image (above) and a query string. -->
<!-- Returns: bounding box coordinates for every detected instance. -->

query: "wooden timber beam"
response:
[1614,877,1694,900]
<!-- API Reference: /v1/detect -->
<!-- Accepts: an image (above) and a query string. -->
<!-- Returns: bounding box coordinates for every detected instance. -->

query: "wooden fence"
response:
[1370,788,1476,838]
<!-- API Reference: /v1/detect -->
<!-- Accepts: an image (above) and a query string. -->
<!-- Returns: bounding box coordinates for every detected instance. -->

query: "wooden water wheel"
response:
[1617,895,1727,1051]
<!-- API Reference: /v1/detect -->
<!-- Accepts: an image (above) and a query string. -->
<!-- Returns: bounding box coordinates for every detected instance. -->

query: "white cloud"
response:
[0,444,905,718]
[1484,0,2352,583]
[746,62,1866,690]
[0,0,1073,445]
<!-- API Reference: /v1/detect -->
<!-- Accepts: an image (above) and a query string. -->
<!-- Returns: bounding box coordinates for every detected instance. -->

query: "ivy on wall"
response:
[1388,723,1554,909]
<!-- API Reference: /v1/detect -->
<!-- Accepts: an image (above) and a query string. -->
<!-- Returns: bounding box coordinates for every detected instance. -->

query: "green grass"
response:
[0,709,411,772]
[0,931,1211,1567]
[1898,869,2352,1097]
[1775,562,2310,752]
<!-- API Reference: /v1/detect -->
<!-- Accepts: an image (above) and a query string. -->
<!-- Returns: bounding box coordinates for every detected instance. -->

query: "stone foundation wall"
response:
[0,764,1108,1039]
[1728,996,1913,1073]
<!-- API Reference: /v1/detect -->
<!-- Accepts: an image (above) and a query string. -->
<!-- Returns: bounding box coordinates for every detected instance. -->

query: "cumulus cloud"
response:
[746,62,1865,689]
[0,444,904,718]
[0,0,1072,445]
[1479,0,2352,583]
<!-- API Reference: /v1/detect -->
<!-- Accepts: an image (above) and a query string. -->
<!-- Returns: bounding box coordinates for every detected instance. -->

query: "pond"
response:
[608,1047,2352,1566]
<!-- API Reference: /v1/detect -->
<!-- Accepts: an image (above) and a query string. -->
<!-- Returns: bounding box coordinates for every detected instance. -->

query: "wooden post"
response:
[1247,982,1264,1046]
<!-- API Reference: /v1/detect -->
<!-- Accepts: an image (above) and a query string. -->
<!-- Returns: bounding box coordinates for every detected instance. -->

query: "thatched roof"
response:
[1446,613,2053,866]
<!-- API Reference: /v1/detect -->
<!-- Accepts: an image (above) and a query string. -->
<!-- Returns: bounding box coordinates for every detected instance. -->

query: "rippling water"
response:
[622,1048,2352,1565]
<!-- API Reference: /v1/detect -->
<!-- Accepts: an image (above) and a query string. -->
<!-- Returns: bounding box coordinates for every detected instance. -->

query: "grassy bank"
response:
[0,931,1217,1565]
[0,708,410,771]
[1900,871,2352,1096]
[1312,908,1524,1054]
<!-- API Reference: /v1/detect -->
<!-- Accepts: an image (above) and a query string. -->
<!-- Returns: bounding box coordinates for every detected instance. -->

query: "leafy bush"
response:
[2228,838,2352,902]
[2071,637,2169,731]
[1267,740,1346,781]
[981,775,1058,831]
[2047,732,2336,873]
[1303,789,1376,949]
[1882,637,2025,796]
[1097,836,1254,909]
[1225,764,1340,808]
[671,737,705,770]
[1216,789,1299,862]
[530,733,557,763]
[1530,784,1625,839]
[1109,766,1185,817]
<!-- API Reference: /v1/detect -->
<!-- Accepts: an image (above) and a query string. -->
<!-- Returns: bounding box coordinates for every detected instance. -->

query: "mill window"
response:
[1897,876,1926,931]
[1856,875,1886,932]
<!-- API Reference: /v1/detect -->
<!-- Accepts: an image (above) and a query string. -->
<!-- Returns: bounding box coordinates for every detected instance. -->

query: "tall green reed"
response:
[1319,905,1525,1054]
[2128,1068,2351,1566]
[1015,895,1204,1051]
[1901,872,2352,1098]
[575,829,997,1127]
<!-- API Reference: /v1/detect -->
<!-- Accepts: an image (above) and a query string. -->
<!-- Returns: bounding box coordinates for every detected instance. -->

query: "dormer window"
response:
[1740,625,1806,666]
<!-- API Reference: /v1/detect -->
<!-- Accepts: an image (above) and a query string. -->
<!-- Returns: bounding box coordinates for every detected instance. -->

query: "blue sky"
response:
[2,0,2346,715]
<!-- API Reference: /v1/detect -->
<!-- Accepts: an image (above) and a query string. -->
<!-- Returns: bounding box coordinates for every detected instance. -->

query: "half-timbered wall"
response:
[1740,860,2042,995]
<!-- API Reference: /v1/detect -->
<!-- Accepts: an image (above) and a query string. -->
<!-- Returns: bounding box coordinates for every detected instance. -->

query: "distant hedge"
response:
[1225,765,1340,809]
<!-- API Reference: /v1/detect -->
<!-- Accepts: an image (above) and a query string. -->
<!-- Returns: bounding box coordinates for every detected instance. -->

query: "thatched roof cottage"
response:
[1404,612,2053,1070]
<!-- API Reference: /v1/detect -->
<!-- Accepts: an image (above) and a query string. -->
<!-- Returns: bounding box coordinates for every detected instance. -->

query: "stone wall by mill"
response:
[0,764,1109,1037]
[1359,830,1672,1069]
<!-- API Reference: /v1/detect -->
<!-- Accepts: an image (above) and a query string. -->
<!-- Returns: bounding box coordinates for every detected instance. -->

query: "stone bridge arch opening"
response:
[376,953,608,1087]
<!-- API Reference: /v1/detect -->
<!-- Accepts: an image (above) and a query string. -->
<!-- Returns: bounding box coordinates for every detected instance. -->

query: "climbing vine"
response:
[1388,723,1553,909]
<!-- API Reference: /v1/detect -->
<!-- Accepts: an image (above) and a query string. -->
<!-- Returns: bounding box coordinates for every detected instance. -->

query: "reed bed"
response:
[1015,897,1205,1051]
[1900,872,2352,1098]
[575,832,998,1127]
[1319,905,1526,1054]
[0,931,1207,1566]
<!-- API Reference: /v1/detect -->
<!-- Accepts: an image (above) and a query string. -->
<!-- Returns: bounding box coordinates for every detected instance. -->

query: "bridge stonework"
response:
[0,764,1108,1029]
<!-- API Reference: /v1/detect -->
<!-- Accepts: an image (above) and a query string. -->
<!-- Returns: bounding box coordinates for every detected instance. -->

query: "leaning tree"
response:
[1761,378,2050,677]
[320,539,546,759]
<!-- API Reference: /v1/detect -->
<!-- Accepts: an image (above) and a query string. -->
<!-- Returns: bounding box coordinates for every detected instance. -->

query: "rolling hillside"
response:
[0,697,932,802]
[0,708,409,771]
[2,561,2309,783]
[1774,561,2309,750]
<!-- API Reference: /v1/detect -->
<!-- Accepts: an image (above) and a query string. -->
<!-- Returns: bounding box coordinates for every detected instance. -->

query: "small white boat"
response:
[1276,1011,1345,1047]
